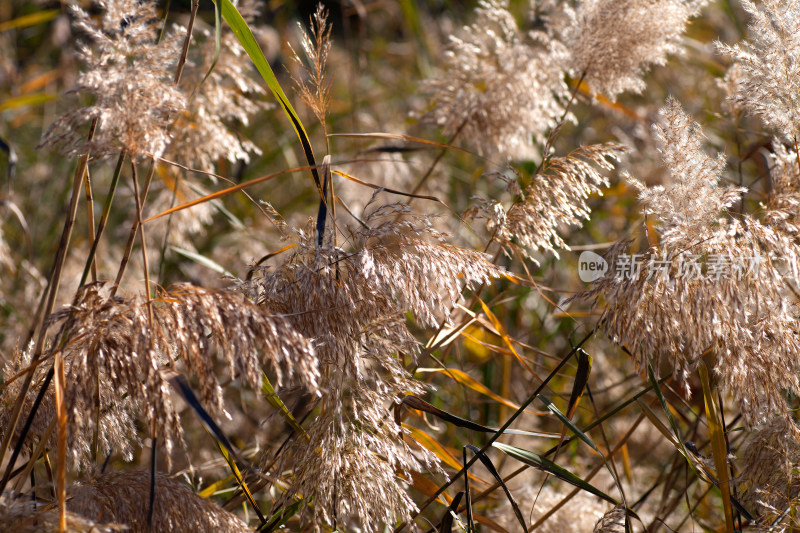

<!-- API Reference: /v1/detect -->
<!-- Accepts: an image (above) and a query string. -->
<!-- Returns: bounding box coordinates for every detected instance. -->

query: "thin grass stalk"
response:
[586,386,627,503]
[82,165,97,282]
[91,364,100,462]
[113,160,157,292]
[147,434,157,532]
[0,366,54,492]
[156,171,180,285]
[406,118,467,199]
[131,161,153,299]
[13,416,56,493]
[717,392,744,531]
[79,151,125,287]
[0,150,125,487]
[54,349,66,533]
[449,380,660,527]
[699,361,734,532]
[173,0,199,85]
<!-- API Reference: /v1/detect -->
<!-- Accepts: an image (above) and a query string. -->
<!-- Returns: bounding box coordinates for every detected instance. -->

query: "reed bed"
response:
[1,0,800,531]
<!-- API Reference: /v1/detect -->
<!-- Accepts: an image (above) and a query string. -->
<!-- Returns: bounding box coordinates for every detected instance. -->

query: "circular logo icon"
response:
[578,251,608,282]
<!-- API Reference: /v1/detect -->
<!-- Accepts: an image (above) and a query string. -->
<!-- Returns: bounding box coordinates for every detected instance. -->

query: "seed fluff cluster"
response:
[245,202,504,531]
[40,0,185,159]
[559,0,706,100]
[737,415,800,528]
[467,143,626,261]
[68,470,251,532]
[0,282,317,468]
[420,0,570,161]
[580,98,800,424]
[717,0,800,141]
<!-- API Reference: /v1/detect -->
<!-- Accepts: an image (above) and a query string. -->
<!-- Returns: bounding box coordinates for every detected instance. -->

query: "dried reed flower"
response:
[468,143,626,261]
[737,415,800,528]
[717,0,800,141]
[562,0,705,100]
[765,142,800,237]
[290,4,332,136]
[68,470,250,532]
[593,505,627,533]
[40,0,185,159]
[629,97,744,245]
[0,342,140,471]
[15,281,318,466]
[580,99,800,424]
[0,494,124,533]
[246,204,504,530]
[167,4,271,172]
[420,0,570,161]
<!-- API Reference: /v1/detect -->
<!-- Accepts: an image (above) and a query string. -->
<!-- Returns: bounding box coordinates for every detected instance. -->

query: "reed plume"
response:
[468,143,626,260]
[68,470,250,533]
[1,281,318,467]
[561,0,706,100]
[717,0,800,141]
[420,0,570,161]
[40,0,185,159]
[246,203,504,530]
[581,98,800,424]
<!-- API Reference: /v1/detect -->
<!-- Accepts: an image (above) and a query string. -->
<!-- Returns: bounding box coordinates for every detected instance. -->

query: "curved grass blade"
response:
[464,445,526,532]
[0,9,59,32]
[410,470,452,507]
[332,169,443,203]
[404,424,469,474]
[198,474,237,498]
[0,93,58,112]
[566,348,592,418]
[216,0,321,193]
[217,441,266,525]
[477,297,540,379]
[167,371,237,458]
[637,400,754,520]
[261,373,310,442]
[329,132,472,155]
[166,371,266,525]
[698,361,734,532]
[540,396,603,458]
[540,392,627,510]
[401,396,558,438]
[439,491,465,533]
[170,245,235,278]
[462,447,474,532]
[492,442,619,505]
